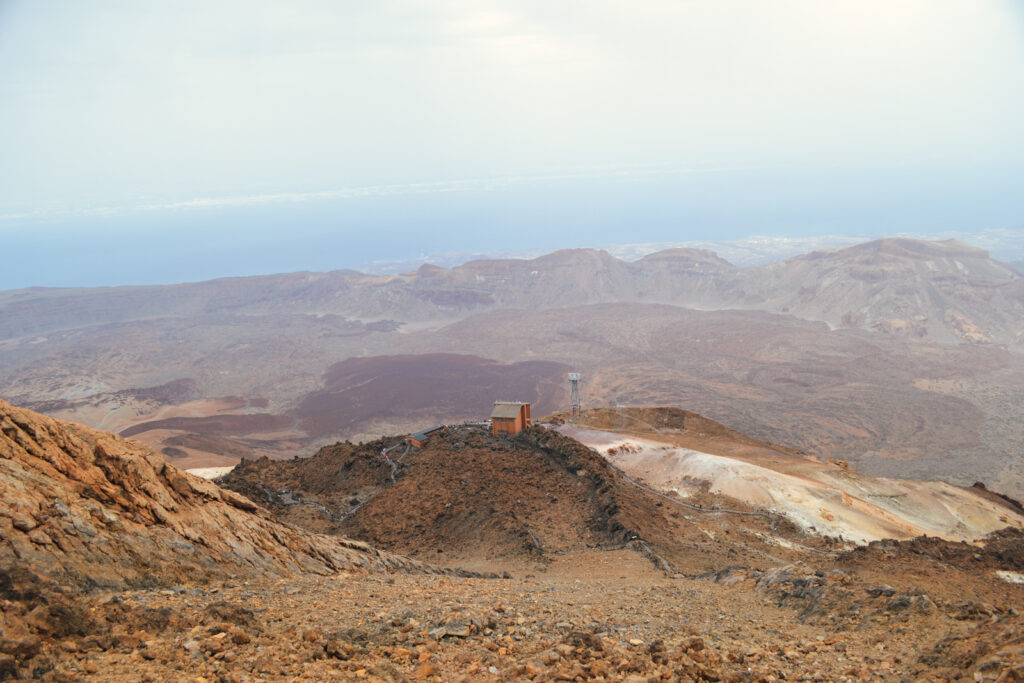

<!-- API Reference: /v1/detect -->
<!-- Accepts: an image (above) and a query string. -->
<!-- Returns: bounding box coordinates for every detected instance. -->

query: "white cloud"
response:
[3,0,1022,213]
[0,163,742,225]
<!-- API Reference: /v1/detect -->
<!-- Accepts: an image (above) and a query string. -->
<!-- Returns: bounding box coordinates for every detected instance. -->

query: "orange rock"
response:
[413,663,436,679]
[0,398,473,590]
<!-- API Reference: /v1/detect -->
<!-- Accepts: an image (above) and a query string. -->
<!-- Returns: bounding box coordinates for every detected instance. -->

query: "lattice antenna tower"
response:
[568,372,581,420]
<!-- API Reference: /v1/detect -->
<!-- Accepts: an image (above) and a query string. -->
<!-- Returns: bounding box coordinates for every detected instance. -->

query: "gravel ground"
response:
[16,548,1020,683]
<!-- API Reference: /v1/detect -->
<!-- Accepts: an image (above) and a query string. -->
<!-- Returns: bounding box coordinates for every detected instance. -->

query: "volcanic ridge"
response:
[219,423,822,575]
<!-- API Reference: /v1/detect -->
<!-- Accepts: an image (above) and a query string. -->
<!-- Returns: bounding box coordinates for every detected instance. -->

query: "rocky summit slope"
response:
[0,398,486,680]
[218,417,1024,681]
[1,401,1024,680]
[0,398,463,589]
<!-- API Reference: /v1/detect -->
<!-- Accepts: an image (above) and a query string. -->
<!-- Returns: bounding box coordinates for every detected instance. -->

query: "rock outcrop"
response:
[0,398,466,591]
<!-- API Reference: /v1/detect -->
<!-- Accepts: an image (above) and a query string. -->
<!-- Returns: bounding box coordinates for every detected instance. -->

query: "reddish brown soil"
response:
[99,354,568,465]
[164,432,257,458]
[295,354,567,438]
[119,413,293,438]
[159,446,188,459]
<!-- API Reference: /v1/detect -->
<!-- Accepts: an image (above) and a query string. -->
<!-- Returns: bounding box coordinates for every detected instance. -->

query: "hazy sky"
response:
[2,1,1023,288]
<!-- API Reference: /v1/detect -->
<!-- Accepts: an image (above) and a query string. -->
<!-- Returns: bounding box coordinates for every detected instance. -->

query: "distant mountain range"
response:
[3,238,1021,345]
[2,238,1023,497]
[360,230,1024,274]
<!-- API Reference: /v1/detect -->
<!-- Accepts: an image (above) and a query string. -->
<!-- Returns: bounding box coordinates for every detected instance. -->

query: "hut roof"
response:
[491,403,526,419]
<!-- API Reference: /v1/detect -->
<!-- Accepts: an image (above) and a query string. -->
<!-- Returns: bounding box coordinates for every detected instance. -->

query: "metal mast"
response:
[568,372,581,419]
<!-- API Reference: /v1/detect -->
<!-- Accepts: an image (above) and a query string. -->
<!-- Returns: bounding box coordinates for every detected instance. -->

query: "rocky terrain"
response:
[16,543,1021,683]
[218,405,1024,556]
[0,398,461,589]
[2,400,1024,680]
[2,237,1024,498]
[0,398,476,678]
[218,423,824,573]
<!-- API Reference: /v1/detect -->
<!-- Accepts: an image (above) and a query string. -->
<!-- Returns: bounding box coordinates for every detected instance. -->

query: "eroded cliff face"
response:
[0,398,462,591]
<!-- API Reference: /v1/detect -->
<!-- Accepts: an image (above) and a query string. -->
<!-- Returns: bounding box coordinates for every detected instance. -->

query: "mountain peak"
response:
[840,237,990,259]
[639,247,736,268]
